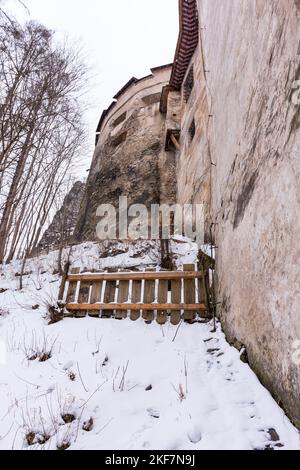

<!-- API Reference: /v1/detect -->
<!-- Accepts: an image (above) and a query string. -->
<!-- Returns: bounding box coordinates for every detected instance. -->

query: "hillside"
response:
[0,243,299,450]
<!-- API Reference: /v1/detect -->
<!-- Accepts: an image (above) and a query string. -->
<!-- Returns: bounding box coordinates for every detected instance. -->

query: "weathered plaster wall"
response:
[197,0,300,426]
[75,66,175,241]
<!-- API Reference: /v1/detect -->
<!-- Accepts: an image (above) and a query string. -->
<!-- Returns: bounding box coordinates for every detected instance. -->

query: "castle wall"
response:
[195,0,300,426]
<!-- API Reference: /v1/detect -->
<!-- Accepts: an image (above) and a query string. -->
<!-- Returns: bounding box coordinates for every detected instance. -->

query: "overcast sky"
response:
[7,0,179,177]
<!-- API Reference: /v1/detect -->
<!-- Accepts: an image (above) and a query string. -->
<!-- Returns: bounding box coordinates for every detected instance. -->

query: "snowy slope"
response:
[0,243,299,450]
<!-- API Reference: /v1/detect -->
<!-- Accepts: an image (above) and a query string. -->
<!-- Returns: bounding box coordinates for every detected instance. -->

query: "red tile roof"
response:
[113,77,139,100]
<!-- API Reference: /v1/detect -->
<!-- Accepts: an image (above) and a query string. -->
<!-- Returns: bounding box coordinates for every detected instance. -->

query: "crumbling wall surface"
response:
[199,0,300,426]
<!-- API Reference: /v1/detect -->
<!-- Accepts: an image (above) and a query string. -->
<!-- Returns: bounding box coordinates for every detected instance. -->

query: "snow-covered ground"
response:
[0,242,299,450]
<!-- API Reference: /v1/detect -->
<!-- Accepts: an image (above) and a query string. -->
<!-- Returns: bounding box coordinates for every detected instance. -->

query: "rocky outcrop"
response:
[197,0,300,427]
[37,181,85,252]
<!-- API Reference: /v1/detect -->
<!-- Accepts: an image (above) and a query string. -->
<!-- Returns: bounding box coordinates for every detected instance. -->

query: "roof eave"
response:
[170,0,199,89]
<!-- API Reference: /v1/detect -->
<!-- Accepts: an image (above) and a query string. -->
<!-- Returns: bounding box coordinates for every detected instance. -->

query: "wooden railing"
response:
[63,264,210,325]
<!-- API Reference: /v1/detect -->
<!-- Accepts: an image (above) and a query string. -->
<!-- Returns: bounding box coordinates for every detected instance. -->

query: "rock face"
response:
[74,65,176,242]
[170,0,300,427]
[37,181,85,252]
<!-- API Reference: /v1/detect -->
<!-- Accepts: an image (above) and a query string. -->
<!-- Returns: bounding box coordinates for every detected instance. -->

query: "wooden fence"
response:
[63,264,210,325]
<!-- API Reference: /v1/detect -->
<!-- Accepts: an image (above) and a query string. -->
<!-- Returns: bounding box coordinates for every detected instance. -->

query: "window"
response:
[183,65,194,102]
[112,111,127,128]
[189,119,196,142]
[111,131,127,148]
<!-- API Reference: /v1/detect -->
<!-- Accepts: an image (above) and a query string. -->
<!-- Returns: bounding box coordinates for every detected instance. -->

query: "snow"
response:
[0,243,299,450]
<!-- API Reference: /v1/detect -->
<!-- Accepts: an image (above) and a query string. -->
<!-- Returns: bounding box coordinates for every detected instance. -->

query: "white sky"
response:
[7,0,179,177]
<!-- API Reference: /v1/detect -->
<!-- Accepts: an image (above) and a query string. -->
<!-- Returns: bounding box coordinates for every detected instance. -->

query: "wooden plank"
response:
[204,272,211,316]
[65,303,207,311]
[102,278,116,318]
[183,264,196,321]
[130,279,142,321]
[142,269,155,323]
[67,271,204,282]
[88,280,103,317]
[170,279,181,325]
[116,269,129,319]
[156,279,168,324]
